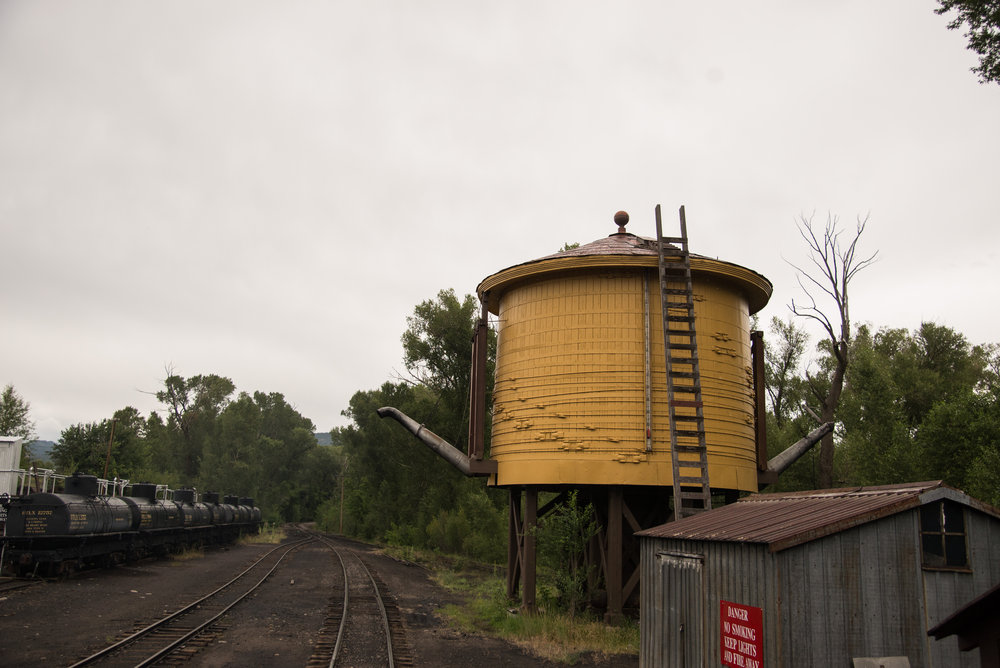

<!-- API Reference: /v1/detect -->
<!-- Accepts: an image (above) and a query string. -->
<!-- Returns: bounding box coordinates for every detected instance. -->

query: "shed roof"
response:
[636,481,1000,552]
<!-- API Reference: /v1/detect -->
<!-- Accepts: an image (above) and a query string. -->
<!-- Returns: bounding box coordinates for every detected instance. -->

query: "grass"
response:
[381,545,639,664]
[170,545,204,562]
[241,522,285,545]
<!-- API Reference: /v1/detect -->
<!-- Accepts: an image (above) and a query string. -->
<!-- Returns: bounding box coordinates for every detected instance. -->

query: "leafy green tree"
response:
[837,323,994,488]
[837,327,917,484]
[1,383,36,448]
[761,318,828,491]
[155,372,235,480]
[340,381,464,542]
[401,289,479,412]
[199,390,318,522]
[764,316,809,429]
[142,411,182,486]
[936,0,1000,85]
[915,387,1000,500]
[52,407,148,479]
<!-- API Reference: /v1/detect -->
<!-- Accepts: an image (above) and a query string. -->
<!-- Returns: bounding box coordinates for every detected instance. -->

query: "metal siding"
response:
[641,537,778,667]
[640,538,666,668]
[776,513,930,667]
[923,508,1000,667]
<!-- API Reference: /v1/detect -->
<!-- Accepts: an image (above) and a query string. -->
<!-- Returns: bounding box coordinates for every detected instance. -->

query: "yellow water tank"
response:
[477,216,771,492]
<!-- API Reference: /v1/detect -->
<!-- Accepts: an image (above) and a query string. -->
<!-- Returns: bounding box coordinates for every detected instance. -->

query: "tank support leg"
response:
[605,486,624,624]
[522,487,538,613]
[505,487,538,613]
[506,489,521,599]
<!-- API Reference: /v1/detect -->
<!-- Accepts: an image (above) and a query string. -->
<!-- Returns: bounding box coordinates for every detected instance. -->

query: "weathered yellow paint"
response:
[479,234,771,491]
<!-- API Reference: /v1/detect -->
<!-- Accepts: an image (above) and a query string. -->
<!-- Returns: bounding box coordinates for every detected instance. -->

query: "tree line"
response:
[2,375,339,523]
[766,317,1000,506]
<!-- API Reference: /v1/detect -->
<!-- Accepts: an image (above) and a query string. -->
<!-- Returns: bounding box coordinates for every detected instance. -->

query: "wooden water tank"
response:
[477,218,771,492]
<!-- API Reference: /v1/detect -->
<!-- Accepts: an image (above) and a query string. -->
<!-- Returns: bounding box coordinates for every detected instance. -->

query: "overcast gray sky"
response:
[2,1,998,442]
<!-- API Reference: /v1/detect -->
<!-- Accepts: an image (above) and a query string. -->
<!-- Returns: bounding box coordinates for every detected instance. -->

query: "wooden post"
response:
[605,485,623,623]
[507,488,521,599]
[522,487,538,612]
[751,330,768,472]
[467,300,489,460]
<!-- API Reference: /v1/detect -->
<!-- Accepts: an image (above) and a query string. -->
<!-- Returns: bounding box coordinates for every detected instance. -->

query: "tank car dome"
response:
[476,212,772,492]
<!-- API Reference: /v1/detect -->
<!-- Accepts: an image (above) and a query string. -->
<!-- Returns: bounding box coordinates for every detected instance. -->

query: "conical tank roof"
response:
[477,211,772,314]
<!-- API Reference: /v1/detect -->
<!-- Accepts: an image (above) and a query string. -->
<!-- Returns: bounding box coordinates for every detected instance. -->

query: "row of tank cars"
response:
[0,472,261,576]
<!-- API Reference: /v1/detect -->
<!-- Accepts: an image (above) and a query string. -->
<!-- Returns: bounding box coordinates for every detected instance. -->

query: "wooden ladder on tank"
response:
[655,204,712,521]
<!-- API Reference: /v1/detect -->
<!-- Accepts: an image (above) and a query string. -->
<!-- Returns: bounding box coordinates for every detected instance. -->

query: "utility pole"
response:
[102,418,118,480]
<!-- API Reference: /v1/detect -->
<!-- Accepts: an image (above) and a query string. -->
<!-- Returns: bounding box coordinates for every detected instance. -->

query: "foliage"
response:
[336,378,506,562]
[198,390,323,522]
[1,384,36,464]
[401,289,479,403]
[155,372,236,479]
[40,369,335,525]
[52,407,148,479]
[764,314,1000,505]
[763,316,809,428]
[915,386,1000,504]
[837,323,994,490]
[424,553,639,661]
[536,491,599,616]
[936,0,1000,85]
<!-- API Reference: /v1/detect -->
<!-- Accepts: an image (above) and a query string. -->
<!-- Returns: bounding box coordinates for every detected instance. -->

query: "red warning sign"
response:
[721,600,763,668]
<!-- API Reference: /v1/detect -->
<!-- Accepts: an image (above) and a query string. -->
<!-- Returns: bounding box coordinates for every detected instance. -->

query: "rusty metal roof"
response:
[477,229,773,314]
[535,231,666,260]
[636,481,1000,552]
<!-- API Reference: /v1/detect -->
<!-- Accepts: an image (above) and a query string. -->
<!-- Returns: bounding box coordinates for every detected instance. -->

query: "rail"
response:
[66,536,314,667]
[307,529,408,667]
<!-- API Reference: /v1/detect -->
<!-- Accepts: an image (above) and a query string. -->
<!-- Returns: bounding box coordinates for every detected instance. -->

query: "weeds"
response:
[394,546,639,664]
[242,522,285,545]
[170,546,204,562]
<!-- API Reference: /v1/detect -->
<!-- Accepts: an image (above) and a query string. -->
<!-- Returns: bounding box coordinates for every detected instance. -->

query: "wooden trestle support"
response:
[506,485,677,621]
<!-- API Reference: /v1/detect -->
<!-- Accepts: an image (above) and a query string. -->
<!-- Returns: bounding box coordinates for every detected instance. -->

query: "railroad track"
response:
[67,536,315,667]
[307,532,413,668]
[63,526,411,667]
[0,577,40,595]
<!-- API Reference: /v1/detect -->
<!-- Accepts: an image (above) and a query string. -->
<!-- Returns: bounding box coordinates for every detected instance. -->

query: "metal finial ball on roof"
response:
[614,210,629,233]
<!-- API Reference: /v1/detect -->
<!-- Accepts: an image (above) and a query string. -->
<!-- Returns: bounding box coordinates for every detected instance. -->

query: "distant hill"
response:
[26,440,55,463]
[314,432,333,446]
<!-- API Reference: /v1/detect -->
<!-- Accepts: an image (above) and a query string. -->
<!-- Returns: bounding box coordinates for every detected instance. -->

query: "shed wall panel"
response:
[640,538,777,667]
[923,508,1000,667]
[777,511,930,666]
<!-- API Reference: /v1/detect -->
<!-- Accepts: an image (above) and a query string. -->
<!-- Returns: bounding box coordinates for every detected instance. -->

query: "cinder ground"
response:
[0,536,638,667]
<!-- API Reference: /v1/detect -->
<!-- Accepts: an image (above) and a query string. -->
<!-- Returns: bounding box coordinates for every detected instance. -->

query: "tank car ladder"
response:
[655,204,712,521]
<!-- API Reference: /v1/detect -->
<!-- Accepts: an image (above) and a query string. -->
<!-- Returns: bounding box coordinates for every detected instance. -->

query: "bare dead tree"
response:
[788,213,878,488]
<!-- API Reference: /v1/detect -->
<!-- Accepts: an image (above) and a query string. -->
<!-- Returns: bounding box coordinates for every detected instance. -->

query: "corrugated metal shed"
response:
[638,481,1000,667]
[637,480,1000,552]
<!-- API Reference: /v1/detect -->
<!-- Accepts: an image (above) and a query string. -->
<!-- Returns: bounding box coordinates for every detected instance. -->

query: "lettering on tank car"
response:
[70,512,89,530]
[23,508,53,533]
